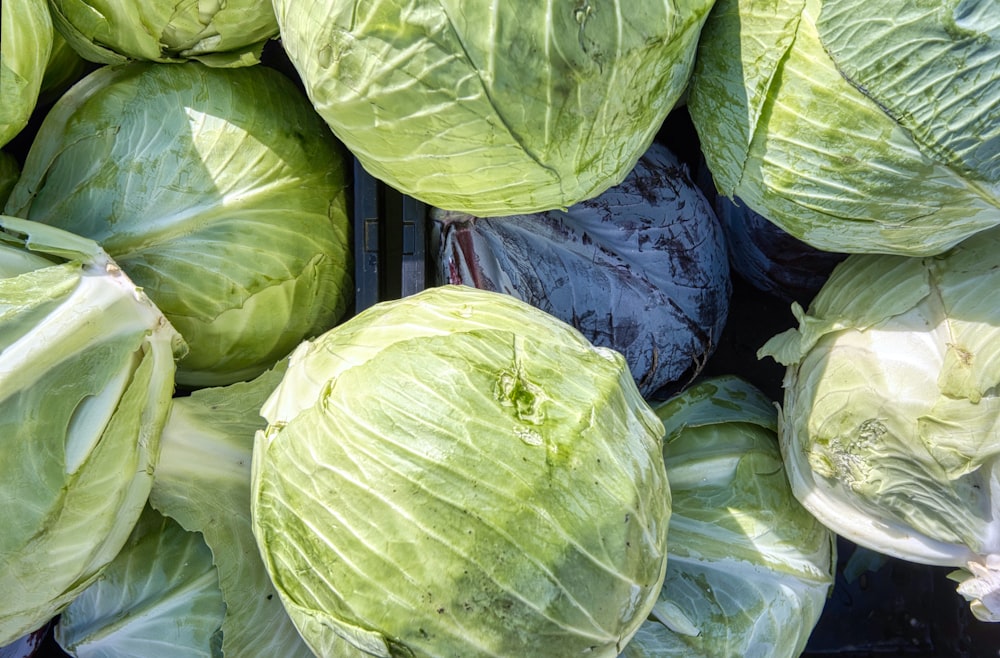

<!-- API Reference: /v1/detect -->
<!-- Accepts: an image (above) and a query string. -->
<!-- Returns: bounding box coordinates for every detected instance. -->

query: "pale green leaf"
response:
[0,0,53,147]
[55,505,226,658]
[151,361,313,658]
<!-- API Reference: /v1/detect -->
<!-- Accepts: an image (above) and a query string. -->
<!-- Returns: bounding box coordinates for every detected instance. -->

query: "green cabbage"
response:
[689,0,1000,256]
[622,376,835,657]
[759,227,1000,621]
[0,0,53,147]
[0,216,183,643]
[251,285,671,657]
[48,0,279,67]
[5,61,353,387]
[273,0,715,216]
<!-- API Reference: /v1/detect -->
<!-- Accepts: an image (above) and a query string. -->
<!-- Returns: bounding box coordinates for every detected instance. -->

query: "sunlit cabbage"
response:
[273,0,716,216]
[688,0,1000,256]
[0,0,53,147]
[251,285,671,657]
[148,361,313,657]
[621,376,835,657]
[0,216,184,644]
[436,142,730,397]
[759,227,1000,622]
[54,504,226,658]
[48,0,279,67]
[5,61,353,387]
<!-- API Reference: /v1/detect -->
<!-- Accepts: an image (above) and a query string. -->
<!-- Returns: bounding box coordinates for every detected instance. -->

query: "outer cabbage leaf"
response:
[816,0,1000,183]
[149,361,313,658]
[0,216,183,644]
[54,505,225,658]
[759,227,1000,621]
[0,0,53,147]
[48,0,278,67]
[5,62,353,387]
[252,285,670,657]
[688,0,1000,256]
[436,142,730,397]
[273,0,715,215]
[621,376,835,657]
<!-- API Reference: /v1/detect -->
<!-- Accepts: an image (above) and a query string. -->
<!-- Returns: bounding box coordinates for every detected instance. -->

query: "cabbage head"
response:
[48,0,279,67]
[621,376,835,657]
[0,0,53,147]
[5,61,353,387]
[688,0,1000,256]
[759,227,1000,622]
[273,0,715,216]
[251,285,671,657]
[0,216,183,644]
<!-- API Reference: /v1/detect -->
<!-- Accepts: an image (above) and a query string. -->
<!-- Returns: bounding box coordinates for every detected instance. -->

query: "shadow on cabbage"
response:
[4,61,353,388]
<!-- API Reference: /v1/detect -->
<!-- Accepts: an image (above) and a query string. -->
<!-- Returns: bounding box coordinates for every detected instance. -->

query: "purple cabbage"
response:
[0,624,49,658]
[435,142,731,397]
[715,196,847,305]
[694,159,846,305]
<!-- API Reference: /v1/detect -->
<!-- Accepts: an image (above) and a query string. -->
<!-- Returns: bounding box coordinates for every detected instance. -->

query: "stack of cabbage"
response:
[49,291,837,658]
[1,0,999,654]
[1,0,357,648]
[690,0,1000,627]
[760,229,1000,623]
